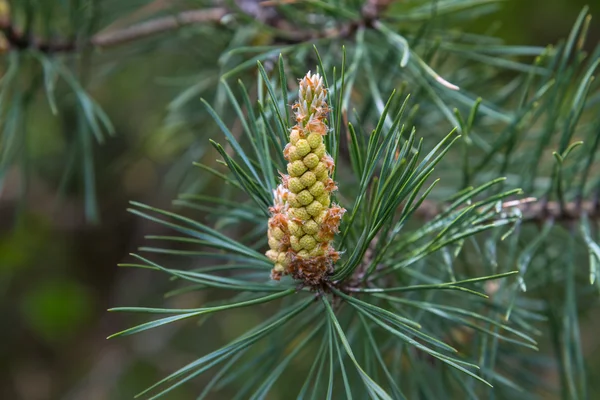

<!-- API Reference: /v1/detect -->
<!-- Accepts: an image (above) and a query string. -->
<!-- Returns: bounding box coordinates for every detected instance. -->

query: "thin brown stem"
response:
[0,7,228,52]
[0,0,398,53]
[91,8,228,48]
[414,198,600,222]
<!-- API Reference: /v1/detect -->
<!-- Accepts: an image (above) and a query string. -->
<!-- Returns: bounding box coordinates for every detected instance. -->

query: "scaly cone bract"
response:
[266,72,345,285]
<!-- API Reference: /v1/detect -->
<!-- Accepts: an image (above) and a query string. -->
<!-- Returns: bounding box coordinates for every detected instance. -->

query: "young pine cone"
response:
[266,72,345,286]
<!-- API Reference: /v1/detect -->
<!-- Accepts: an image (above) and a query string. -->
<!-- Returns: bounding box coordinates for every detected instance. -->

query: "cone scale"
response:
[266,72,345,285]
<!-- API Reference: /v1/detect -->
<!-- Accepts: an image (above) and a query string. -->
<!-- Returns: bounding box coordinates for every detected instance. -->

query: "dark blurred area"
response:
[0,1,599,399]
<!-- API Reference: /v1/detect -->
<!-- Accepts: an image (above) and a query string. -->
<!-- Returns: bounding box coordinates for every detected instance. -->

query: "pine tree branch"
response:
[260,0,395,42]
[91,8,228,48]
[0,8,228,52]
[0,0,396,52]
[0,17,76,52]
[415,198,599,222]
[338,197,598,291]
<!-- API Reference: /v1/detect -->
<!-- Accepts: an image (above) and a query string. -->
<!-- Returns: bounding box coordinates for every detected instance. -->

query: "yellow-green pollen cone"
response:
[266,72,346,285]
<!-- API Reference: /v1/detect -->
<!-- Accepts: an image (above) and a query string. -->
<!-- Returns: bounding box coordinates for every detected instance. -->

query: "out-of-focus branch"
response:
[91,8,228,48]
[0,18,76,52]
[0,8,228,52]
[414,198,600,222]
[0,0,398,52]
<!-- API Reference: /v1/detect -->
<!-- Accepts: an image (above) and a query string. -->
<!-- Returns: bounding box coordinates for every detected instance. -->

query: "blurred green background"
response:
[1,1,599,399]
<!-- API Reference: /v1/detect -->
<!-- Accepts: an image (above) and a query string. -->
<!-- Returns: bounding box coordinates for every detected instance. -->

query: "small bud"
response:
[315,210,327,224]
[288,220,303,236]
[272,227,285,240]
[307,200,324,217]
[316,169,328,181]
[309,181,325,197]
[296,139,311,157]
[290,207,311,220]
[307,132,321,149]
[266,250,278,261]
[317,194,330,207]
[300,171,316,188]
[314,143,326,158]
[299,234,317,250]
[286,145,301,161]
[277,252,288,264]
[297,190,314,206]
[288,177,304,193]
[268,236,280,250]
[309,246,326,257]
[303,153,320,169]
[289,128,302,144]
[297,249,310,258]
[302,219,319,235]
[288,160,307,177]
[287,193,301,207]
[290,235,302,251]
[314,162,326,176]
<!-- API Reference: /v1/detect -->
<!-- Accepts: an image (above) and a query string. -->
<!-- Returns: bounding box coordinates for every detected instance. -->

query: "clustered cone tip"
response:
[266,72,345,286]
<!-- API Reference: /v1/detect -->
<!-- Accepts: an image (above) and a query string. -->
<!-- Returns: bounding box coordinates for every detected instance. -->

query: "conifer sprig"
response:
[109,62,538,398]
